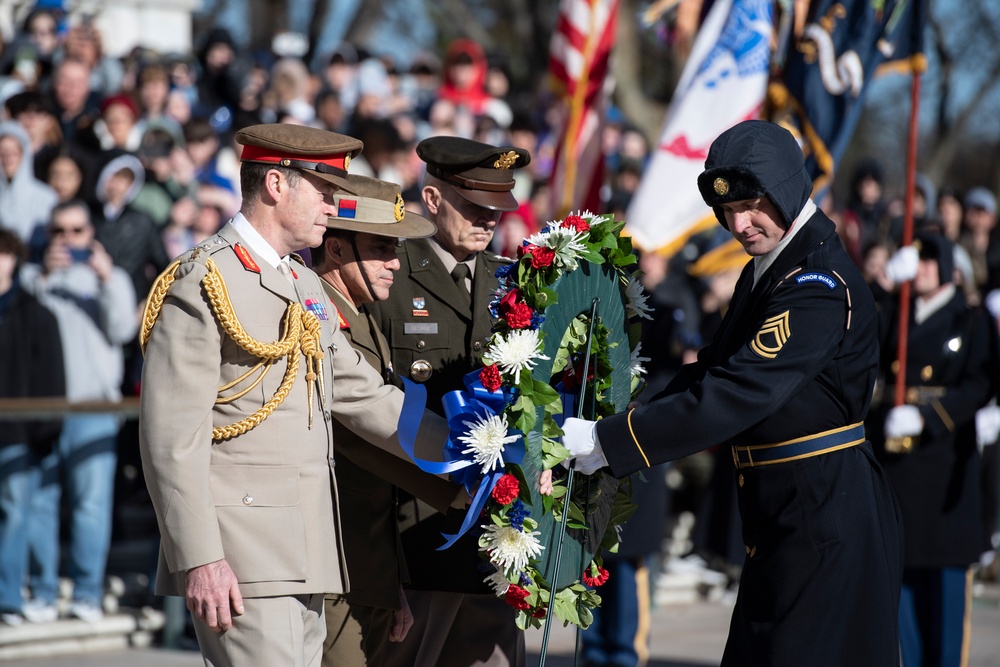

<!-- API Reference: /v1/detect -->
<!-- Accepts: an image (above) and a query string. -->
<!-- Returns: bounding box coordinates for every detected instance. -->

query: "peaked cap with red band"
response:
[235,123,364,192]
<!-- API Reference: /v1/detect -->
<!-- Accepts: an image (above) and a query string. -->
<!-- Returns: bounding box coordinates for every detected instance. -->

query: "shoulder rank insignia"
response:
[751,310,791,359]
[795,272,837,289]
[304,298,329,321]
[233,244,261,273]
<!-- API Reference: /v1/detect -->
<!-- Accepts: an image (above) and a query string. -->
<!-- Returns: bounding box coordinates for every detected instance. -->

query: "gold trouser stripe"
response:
[627,409,651,468]
[960,566,973,667]
[932,399,955,432]
[634,563,651,666]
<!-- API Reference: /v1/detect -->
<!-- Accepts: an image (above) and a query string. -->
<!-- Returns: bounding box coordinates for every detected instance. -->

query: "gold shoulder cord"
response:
[141,258,326,442]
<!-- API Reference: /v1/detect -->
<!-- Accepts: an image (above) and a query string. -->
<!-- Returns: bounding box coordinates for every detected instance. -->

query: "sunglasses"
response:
[50,226,87,236]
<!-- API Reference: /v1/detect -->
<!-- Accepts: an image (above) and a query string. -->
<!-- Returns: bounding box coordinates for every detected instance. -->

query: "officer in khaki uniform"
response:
[369,137,530,667]
[138,124,448,667]
[312,174,465,666]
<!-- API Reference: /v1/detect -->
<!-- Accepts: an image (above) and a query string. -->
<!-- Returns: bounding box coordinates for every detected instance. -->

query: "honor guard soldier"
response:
[138,124,448,667]
[312,174,465,667]
[563,120,904,666]
[871,232,999,667]
[369,136,530,667]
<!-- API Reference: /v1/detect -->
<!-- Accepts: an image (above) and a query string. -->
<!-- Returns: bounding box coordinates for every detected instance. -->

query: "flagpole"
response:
[891,69,921,438]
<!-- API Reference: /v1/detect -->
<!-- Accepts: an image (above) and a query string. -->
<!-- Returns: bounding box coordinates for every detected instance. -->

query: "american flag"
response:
[548,0,621,218]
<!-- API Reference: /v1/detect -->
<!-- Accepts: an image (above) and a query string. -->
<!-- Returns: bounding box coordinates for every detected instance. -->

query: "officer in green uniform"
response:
[313,174,465,667]
[369,136,530,667]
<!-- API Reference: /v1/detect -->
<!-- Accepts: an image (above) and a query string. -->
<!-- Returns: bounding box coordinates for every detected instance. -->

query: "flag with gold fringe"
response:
[767,0,928,193]
[624,0,775,256]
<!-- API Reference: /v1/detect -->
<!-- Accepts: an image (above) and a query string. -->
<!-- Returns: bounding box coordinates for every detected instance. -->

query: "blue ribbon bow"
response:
[397,371,525,550]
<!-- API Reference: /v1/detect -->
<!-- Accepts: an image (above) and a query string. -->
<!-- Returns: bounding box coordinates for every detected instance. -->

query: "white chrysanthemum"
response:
[457,412,520,474]
[485,329,549,384]
[624,275,653,320]
[480,524,544,574]
[526,226,588,273]
[630,342,651,378]
[484,567,511,596]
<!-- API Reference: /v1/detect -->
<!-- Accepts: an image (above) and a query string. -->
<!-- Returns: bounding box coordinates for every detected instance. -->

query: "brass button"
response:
[738,473,744,487]
[417,340,426,349]
[242,494,253,506]
[473,341,482,351]
[410,359,433,382]
[920,365,933,381]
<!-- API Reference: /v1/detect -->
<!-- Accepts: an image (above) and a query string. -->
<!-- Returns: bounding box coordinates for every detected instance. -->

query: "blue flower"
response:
[509,499,529,531]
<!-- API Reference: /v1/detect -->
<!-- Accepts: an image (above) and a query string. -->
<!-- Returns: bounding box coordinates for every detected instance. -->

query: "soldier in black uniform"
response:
[563,120,903,666]
[869,232,999,667]
[370,136,530,667]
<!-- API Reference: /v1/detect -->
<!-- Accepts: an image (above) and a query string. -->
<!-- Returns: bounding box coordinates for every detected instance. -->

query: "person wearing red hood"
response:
[438,39,491,116]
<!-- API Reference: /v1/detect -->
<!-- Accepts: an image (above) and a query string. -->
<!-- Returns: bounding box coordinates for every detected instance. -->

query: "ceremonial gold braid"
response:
[140,257,327,442]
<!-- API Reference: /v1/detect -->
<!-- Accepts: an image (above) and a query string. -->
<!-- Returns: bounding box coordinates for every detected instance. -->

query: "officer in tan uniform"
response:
[312,174,465,666]
[138,124,448,667]
[369,136,530,667]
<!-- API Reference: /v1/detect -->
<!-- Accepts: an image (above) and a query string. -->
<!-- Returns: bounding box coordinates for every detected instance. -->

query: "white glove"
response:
[884,246,919,285]
[976,404,1000,450]
[562,417,609,474]
[985,289,1000,320]
[885,405,924,439]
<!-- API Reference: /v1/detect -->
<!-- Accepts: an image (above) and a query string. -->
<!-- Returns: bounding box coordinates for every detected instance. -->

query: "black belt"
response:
[732,422,866,469]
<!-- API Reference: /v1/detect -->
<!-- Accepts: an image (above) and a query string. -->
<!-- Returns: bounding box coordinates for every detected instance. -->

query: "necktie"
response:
[451,263,471,307]
[277,261,296,288]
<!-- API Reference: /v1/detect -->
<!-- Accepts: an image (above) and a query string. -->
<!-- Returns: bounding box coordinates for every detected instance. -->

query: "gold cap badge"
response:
[714,178,729,196]
[344,154,351,170]
[394,193,405,222]
[494,151,519,170]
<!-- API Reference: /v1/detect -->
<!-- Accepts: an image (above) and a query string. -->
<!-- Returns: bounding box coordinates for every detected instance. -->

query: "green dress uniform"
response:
[321,283,460,667]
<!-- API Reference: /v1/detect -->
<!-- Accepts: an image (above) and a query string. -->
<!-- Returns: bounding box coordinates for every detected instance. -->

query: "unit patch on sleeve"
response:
[795,272,837,289]
[751,310,791,359]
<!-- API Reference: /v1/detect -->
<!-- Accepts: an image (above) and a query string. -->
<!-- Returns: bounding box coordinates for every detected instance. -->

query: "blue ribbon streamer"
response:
[397,372,525,550]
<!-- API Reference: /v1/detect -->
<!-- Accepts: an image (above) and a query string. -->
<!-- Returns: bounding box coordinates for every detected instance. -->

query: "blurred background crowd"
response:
[0,0,998,662]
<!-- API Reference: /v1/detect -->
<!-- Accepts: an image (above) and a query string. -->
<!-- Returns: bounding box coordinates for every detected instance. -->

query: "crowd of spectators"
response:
[0,4,996,643]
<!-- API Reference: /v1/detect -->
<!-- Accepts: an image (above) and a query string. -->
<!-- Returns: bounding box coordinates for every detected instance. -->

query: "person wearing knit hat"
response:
[313,175,462,667]
[563,120,903,665]
[139,124,453,667]
[869,227,998,667]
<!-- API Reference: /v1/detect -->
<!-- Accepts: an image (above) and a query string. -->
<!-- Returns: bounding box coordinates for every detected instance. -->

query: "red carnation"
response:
[480,364,503,393]
[528,245,555,269]
[562,215,590,233]
[561,359,596,391]
[582,565,610,587]
[531,607,547,618]
[505,302,534,329]
[504,584,531,610]
[498,289,521,314]
[491,473,520,505]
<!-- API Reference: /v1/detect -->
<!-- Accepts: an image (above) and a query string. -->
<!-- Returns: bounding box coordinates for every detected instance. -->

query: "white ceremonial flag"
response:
[625,0,774,254]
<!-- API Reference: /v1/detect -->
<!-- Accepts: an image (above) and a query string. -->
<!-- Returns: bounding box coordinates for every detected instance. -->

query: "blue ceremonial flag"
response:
[767,0,928,193]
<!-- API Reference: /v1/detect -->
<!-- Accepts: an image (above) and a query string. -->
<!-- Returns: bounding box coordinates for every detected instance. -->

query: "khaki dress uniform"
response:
[139,222,447,666]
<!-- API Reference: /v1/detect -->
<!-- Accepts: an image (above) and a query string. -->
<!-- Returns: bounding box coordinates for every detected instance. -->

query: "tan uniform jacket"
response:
[139,223,447,599]
[323,284,459,610]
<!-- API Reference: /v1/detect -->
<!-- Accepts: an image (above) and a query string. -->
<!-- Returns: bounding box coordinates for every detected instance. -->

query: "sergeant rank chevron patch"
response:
[751,310,791,359]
